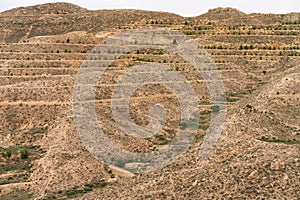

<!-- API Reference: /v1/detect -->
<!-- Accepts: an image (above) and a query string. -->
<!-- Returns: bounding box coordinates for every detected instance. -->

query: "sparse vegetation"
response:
[259,137,300,145]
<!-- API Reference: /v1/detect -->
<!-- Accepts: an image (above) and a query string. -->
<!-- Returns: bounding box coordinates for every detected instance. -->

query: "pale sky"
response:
[0,0,299,17]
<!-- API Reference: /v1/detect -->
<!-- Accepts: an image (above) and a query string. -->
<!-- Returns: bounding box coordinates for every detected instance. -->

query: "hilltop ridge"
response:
[1,2,88,15]
[0,3,299,42]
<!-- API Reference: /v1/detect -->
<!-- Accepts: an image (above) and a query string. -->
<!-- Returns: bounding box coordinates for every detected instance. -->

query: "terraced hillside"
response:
[0,3,299,199]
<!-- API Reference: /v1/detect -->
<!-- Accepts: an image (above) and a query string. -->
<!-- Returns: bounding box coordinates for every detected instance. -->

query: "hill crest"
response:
[1,2,88,15]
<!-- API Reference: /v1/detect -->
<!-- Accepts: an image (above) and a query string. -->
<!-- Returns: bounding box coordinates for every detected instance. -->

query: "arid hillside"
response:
[0,3,299,200]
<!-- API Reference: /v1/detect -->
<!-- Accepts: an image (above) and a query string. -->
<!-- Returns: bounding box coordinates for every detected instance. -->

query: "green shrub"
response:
[246,104,253,109]
[115,159,126,168]
[180,121,187,130]
[6,150,12,158]
[21,149,28,159]
[211,105,220,113]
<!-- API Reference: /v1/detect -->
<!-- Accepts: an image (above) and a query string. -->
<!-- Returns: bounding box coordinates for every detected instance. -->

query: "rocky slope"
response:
[0,3,299,199]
